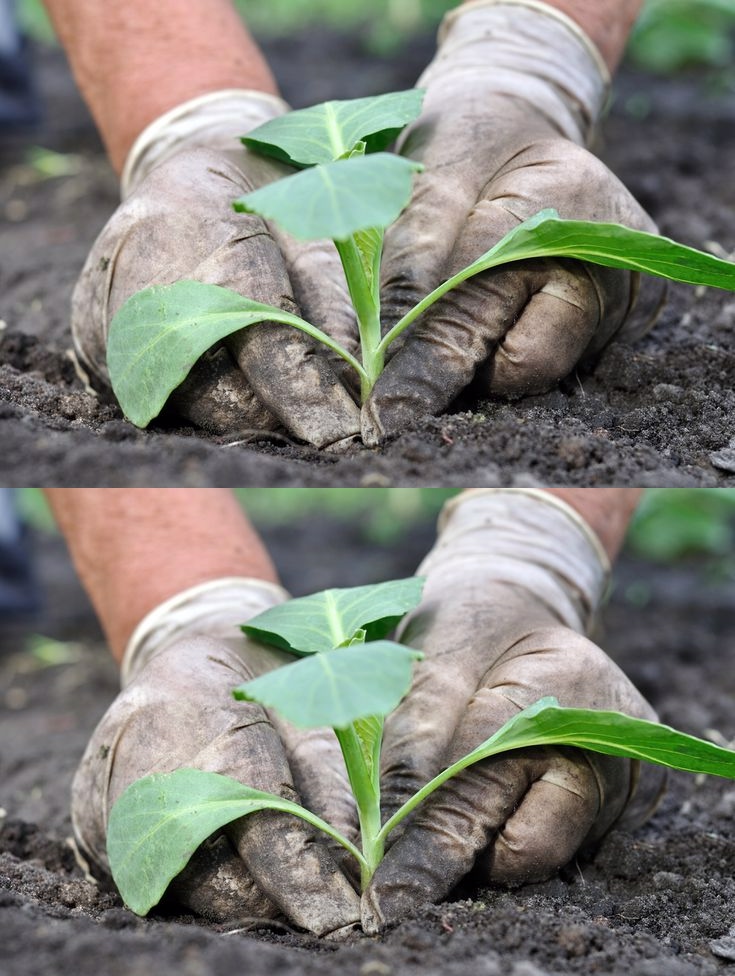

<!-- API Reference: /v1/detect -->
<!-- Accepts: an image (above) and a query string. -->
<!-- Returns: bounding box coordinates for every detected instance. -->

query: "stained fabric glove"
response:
[362,489,665,933]
[72,90,360,449]
[362,0,666,444]
[71,579,360,937]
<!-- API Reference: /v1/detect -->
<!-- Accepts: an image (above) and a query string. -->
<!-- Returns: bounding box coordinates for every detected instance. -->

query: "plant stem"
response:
[334,235,384,401]
[335,724,384,888]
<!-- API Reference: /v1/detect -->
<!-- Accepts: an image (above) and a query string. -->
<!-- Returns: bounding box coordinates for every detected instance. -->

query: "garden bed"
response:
[1,515,735,975]
[1,32,734,485]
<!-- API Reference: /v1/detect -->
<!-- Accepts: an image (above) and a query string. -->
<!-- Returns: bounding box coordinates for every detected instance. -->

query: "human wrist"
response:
[44,0,280,173]
[533,0,644,72]
[427,0,609,144]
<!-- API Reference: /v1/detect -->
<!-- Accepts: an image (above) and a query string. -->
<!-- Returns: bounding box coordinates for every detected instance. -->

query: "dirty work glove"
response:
[72,91,360,449]
[362,0,666,444]
[362,489,665,932]
[71,579,360,937]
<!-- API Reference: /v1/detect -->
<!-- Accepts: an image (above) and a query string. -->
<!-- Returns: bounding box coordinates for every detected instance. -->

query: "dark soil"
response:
[1,33,735,486]
[2,514,735,975]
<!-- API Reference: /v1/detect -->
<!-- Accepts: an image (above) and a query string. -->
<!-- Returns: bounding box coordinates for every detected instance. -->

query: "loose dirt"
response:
[1,517,734,975]
[1,34,734,486]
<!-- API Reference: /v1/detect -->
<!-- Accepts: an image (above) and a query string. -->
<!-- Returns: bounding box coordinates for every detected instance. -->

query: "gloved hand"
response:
[71,578,360,937]
[362,0,666,444]
[72,90,360,449]
[362,489,665,932]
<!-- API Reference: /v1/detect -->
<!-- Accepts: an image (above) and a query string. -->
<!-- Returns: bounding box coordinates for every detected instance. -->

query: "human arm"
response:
[363,487,665,931]
[42,1,360,448]
[45,489,359,934]
[362,0,664,444]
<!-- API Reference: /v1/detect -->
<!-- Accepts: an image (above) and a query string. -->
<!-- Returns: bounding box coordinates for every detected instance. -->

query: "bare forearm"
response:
[538,0,644,71]
[42,0,278,173]
[544,488,643,561]
[44,489,278,663]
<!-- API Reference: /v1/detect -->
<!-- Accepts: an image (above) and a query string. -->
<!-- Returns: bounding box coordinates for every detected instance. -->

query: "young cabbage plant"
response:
[107,576,735,918]
[106,90,735,429]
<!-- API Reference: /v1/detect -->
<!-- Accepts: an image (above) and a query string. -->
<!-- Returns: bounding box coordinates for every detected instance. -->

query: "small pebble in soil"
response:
[709,447,735,474]
[709,935,735,961]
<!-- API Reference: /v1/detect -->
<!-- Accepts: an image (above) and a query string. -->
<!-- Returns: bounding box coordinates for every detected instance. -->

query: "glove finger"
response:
[474,759,602,885]
[167,830,279,922]
[272,720,358,844]
[270,232,361,399]
[270,718,360,886]
[167,342,279,434]
[474,263,621,397]
[227,809,360,937]
[227,325,360,449]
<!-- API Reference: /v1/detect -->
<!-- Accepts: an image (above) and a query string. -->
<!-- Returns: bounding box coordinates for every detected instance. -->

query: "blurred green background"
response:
[16,489,735,572]
[16,0,735,75]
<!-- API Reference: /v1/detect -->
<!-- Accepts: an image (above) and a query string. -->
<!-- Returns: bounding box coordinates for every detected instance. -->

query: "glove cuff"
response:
[426,488,610,633]
[424,0,610,144]
[120,88,290,199]
[121,576,289,687]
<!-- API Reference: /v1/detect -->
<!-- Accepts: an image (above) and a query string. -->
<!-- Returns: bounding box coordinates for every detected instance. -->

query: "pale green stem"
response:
[334,236,384,400]
[335,724,384,888]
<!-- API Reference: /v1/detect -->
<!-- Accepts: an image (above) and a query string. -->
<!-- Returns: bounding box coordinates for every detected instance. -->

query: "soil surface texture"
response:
[2,517,735,976]
[1,33,735,486]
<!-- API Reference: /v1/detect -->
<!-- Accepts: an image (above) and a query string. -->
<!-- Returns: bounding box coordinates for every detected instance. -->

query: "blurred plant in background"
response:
[627,0,735,75]
[628,489,735,567]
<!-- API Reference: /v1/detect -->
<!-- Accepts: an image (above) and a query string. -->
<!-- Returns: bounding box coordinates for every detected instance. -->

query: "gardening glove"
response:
[362,0,666,444]
[71,90,360,449]
[71,578,360,937]
[362,489,666,932]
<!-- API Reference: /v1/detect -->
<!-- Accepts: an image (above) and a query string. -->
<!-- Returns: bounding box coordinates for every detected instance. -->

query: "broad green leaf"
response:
[233,640,422,729]
[455,209,735,288]
[242,577,425,654]
[107,769,362,915]
[465,697,735,775]
[382,208,735,351]
[233,153,423,242]
[241,90,425,167]
[382,696,735,837]
[107,281,363,427]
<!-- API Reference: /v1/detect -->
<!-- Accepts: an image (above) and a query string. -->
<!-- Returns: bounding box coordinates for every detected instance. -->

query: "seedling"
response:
[106,90,735,429]
[107,577,735,917]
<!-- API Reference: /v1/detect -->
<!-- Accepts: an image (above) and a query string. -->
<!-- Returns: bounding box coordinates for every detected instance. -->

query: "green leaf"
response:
[107,281,363,427]
[107,769,362,915]
[233,640,422,729]
[233,153,422,242]
[242,577,425,654]
[467,698,735,775]
[241,90,426,167]
[452,208,735,290]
